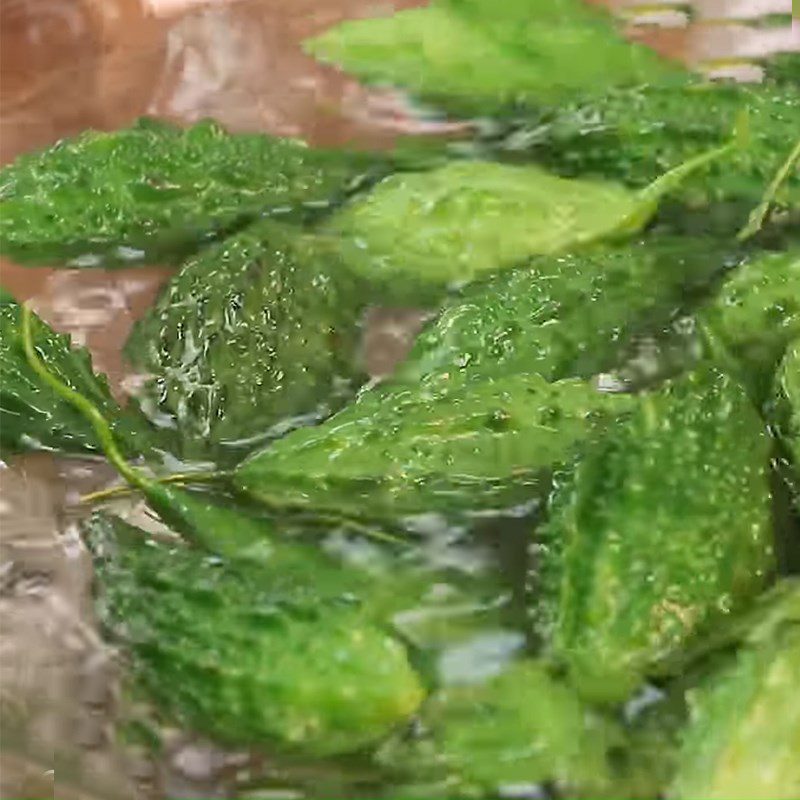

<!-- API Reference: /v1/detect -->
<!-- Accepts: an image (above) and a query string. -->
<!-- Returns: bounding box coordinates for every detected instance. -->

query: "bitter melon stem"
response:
[614,108,749,237]
[22,305,232,505]
[22,303,149,491]
[738,136,800,242]
[79,470,225,505]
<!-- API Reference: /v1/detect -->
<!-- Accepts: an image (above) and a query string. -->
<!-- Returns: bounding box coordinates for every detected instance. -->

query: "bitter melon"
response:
[778,341,800,469]
[86,511,424,756]
[234,371,634,523]
[469,82,800,212]
[378,659,623,798]
[536,365,774,704]
[326,139,736,298]
[670,588,800,799]
[0,118,388,267]
[126,219,364,463]
[393,236,727,385]
[698,248,800,400]
[306,0,682,118]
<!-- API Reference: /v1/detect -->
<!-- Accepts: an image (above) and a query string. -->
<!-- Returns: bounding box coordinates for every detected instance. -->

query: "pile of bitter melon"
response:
[1,0,799,796]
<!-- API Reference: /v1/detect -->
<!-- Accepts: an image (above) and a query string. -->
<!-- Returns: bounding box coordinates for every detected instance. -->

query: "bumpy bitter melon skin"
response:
[325,157,713,298]
[0,289,157,457]
[0,118,388,267]
[306,0,681,118]
[612,585,800,799]
[326,160,646,298]
[379,659,624,798]
[86,512,424,756]
[699,248,800,400]
[126,219,364,463]
[537,365,774,704]
[473,82,800,210]
[394,237,727,385]
[670,605,800,799]
[234,372,634,522]
[109,478,518,672]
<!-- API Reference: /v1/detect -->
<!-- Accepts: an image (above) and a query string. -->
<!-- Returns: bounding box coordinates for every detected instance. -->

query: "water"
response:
[0,1,797,797]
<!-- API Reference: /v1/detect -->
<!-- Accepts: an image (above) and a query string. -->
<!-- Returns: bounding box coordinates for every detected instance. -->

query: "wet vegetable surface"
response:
[235,371,634,521]
[1,1,799,795]
[379,660,625,797]
[325,143,737,298]
[306,0,682,116]
[126,219,365,463]
[780,343,800,470]
[0,118,389,268]
[86,512,425,757]
[393,236,729,384]
[536,365,774,704]
[468,83,800,210]
[670,582,800,799]
[697,249,800,401]
[0,289,158,458]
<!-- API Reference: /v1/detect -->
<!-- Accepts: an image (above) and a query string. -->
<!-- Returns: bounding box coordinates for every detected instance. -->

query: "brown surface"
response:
[0,0,438,166]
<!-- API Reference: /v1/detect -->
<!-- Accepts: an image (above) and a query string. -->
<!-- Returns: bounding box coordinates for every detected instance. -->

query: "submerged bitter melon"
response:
[670,584,800,800]
[234,371,634,522]
[306,0,682,118]
[86,512,424,756]
[126,219,365,463]
[698,248,800,401]
[378,659,624,798]
[778,342,800,465]
[536,365,774,703]
[393,236,727,386]
[0,118,388,267]
[325,138,734,298]
[473,82,800,212]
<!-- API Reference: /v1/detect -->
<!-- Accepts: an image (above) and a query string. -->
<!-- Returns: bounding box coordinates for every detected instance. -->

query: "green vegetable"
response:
[699,248,800,400]
[118,482,515,694]
[14,303,511,678]
[394,237,725,385]
[737,137,800,242]
[85,512,424,756]
[537,365,774,703]
[326,140,736,297]
[0,118,388,267]
[379,660,623,797]
[306,0,681,117]
[472,82,800,211]
[0,289,157,457]
[10,301,283,568]
[15,301,265,544]
[615,585,800,799]
[126,219,364,463]
[235,371,634,522]
[660,579,800,676]
[670,605,800,799]
[17,298,513,696]
[624,580,800,800]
